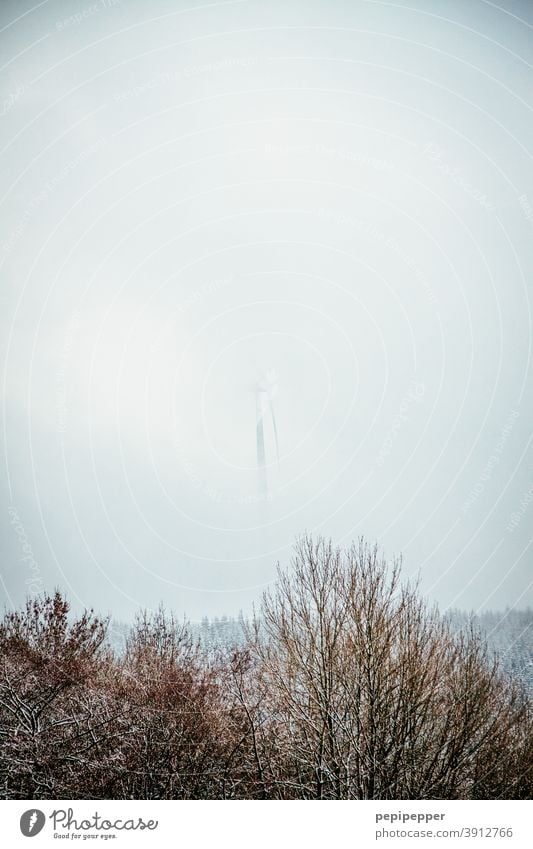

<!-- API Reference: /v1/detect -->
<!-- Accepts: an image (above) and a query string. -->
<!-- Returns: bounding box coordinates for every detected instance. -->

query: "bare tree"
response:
[1,550,530,800]
[0,591,108,798]
[104,606,244,800]
[240,536,532,799]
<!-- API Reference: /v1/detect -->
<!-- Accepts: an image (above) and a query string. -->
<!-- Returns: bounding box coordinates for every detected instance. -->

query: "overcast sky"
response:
[1,0,533,621]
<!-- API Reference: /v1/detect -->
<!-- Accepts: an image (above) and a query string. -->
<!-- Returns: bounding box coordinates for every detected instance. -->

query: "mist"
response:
[1,0,532,621]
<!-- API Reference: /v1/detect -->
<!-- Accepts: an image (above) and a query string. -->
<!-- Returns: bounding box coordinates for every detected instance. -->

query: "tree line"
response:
[1,536,531,799]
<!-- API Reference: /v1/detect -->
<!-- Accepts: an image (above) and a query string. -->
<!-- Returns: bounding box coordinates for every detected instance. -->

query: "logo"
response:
[20,810,45,837]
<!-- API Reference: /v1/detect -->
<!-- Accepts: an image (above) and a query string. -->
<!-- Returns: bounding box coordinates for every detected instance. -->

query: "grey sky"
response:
[1,0,532,621]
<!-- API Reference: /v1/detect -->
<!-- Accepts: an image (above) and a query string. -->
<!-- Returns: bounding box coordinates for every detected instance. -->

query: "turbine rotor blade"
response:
[269,400,280,468]
[256,388,268,497]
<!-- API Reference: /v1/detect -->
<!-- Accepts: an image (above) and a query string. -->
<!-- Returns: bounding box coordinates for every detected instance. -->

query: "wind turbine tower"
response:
[255,370,279,499]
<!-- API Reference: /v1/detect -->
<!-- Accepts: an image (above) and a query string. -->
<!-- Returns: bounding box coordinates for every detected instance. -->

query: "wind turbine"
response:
[255,369,280,499]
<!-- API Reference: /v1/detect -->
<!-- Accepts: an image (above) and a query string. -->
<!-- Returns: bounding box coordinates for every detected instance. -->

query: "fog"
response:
[1,0,532,620]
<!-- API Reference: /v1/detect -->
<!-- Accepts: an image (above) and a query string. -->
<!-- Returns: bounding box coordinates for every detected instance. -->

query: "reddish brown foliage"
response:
[0,541,531,800]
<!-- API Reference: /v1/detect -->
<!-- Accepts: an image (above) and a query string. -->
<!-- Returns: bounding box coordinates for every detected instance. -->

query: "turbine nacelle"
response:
[257,368,279,401]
